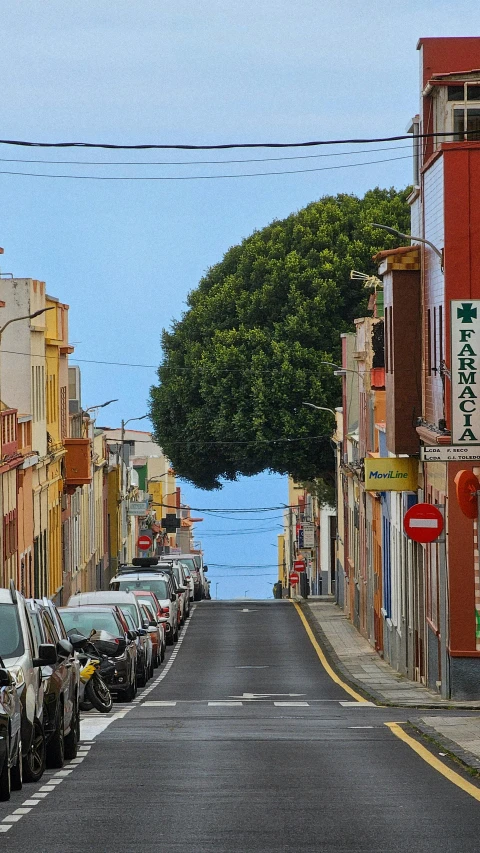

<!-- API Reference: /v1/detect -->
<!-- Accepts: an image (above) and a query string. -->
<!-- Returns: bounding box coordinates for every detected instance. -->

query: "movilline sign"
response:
[364,458,418,491]
[451,300,480,444]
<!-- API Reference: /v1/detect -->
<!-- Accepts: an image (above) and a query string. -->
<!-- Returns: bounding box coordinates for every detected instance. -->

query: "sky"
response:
[0,2,478,599]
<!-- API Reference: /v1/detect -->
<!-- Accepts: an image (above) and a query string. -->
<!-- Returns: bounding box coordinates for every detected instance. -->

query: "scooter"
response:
[68,633,114,714]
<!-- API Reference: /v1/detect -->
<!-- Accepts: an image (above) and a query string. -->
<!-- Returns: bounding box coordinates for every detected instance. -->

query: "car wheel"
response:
[46,706,65,769]
[23,718,46,783]
[64,705,79,760]
[122,680,136,702]
[10,738,23,791]
[137,668,147,687]
[166,631,174,646]
[0,739,11,801]
[160,643,165,662]
[173,624,179,643]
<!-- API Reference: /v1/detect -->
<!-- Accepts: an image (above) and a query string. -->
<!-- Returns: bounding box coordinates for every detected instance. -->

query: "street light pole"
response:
[117,414,149,467]
[302,402,337,417]
[215,582,219,600]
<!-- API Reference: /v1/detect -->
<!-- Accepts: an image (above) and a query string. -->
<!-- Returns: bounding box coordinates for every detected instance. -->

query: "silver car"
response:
[0,584,57,783]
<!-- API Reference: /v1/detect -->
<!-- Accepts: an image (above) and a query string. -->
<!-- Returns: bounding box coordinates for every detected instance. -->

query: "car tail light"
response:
[161,606,170,616]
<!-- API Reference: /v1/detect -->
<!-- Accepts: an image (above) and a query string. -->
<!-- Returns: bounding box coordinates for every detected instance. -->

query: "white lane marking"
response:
[32,793,48,799]
[238,608,258,612]
[274,702,310,707]
[13,809,32,815]
[53,770,73,777]
[45,779,63,785]
[208,702,243,707]
[235,665,269,669]
[349,726,375,729]
[142,701,177,707]
[0,826,12,832]
[2,815,22,823]
[339,701,375,707]
[22,800,41,806]
[39,786,56,792]
[67,757,84,764]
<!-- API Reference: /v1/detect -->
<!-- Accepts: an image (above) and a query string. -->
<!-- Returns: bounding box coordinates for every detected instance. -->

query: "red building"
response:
[394,38,480,697]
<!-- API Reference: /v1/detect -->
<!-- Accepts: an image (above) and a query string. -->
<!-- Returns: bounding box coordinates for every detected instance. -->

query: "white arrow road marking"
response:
[229,692,306,700]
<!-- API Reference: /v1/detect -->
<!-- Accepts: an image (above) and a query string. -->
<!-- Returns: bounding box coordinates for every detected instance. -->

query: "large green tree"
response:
[150,187,410,489]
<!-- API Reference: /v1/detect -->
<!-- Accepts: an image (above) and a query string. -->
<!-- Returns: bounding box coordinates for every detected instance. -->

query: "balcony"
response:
[64,438,92,486]
[1,409,19,460]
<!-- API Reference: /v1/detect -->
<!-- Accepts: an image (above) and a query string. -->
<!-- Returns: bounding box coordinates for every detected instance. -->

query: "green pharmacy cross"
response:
[457,303,478,323]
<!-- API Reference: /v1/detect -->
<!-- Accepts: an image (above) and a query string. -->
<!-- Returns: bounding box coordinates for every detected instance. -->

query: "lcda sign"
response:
[451,300,480,444]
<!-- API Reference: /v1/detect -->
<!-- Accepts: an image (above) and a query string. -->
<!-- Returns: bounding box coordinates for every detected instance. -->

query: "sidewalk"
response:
[300,597,480,772]
[302,597,480,708]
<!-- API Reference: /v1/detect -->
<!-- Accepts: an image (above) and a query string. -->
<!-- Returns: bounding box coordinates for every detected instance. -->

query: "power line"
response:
[0,142,412,166]
[0,154,411,181]
[0,130,465,151]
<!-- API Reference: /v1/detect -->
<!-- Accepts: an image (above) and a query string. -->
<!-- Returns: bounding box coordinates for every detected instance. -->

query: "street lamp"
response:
[302,402,336,417]
[215,582,219,600]
[244,589,249,598]
[0,305,54,410]
[370,222,444,268]
[118,414,149,466]
[85,399,118,414]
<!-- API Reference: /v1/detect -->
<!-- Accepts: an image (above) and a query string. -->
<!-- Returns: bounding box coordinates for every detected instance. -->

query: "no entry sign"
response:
[403,503,444,543]
[137,534,152,551]
[293,559,305,572]
[289,571,300,586]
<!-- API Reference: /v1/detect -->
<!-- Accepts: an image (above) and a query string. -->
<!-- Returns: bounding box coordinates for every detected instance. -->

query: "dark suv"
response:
[26,599,80,767]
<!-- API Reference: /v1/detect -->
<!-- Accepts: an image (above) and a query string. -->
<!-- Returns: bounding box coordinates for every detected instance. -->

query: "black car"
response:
[0,663,22,800]
[26,600,80,768]
[58,605,138,702]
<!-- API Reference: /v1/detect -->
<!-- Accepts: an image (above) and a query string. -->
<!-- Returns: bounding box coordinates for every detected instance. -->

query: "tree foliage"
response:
[150,187,410,489]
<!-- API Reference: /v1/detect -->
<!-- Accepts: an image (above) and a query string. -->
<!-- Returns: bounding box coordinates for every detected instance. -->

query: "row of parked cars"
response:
[0,552,208,800]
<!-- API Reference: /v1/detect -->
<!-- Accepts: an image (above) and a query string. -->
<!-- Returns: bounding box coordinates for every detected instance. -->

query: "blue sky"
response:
[1,2,478,598]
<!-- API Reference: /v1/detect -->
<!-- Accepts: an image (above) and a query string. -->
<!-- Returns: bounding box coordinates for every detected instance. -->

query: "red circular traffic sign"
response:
[403,503,444,543]
[293,559,305,572]
[289,571,300,585]
[137,535,152,551]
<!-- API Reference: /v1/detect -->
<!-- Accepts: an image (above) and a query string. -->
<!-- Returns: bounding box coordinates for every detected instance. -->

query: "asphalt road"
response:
[2,601,480,852]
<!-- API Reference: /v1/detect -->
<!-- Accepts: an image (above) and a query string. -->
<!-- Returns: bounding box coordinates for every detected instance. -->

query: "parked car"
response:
[26,599,80,767]
[67,591,153,687]
[176,554,205,601]
[132,591,166,663]
[110,571,179,645]
[0,663,22,800]
[0,584,57,783]
[138,603,162,669]
[59,604,138,700]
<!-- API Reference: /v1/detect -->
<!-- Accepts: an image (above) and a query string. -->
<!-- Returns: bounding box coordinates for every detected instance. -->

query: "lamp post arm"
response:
[370,223,443,262]
[0,306,55,339]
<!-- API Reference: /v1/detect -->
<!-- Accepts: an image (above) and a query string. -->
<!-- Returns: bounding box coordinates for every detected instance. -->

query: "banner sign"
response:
[364,458,418,491]
[128,500,149,516]
[302,523,315,548]
[451,300,480,444]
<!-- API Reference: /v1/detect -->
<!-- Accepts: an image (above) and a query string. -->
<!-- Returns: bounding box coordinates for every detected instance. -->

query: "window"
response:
[0,604,25,658]
[454,108,480,141]
[427,309,432,376]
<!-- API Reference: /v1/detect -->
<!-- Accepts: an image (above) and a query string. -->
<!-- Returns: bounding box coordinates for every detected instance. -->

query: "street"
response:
[2,601,480,852]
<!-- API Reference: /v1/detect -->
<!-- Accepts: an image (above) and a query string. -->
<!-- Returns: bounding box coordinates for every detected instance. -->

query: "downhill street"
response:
[2,601,480,852]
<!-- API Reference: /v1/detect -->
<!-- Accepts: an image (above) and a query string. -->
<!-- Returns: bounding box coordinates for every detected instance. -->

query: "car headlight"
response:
[9,666,25,689]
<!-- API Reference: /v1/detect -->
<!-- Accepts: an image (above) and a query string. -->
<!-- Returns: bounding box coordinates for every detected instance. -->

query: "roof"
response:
[67,591,137,605]
[373,245,421,261]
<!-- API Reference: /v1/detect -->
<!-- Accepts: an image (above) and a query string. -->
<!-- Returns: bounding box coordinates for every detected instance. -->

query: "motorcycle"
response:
[67,632,114,714]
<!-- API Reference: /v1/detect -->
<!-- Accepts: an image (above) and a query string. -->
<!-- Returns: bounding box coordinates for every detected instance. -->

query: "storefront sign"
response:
[451,300,480,444]
[421,446,480,462]
[364,458,418,491]
[128,500,149,516]
[302,523,315,548]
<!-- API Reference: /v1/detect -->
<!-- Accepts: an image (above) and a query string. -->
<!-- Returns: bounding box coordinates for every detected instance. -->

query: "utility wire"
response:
[0,154,411,181]
[0,142,412,166]
[0,130,467,150]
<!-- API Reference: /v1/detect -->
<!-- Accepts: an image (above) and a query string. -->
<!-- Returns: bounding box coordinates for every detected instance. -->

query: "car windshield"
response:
[116,603,140,627]
[180,558,196,573]
[114,578,169,600]
[60,609,120,638]
[0,604,25,658]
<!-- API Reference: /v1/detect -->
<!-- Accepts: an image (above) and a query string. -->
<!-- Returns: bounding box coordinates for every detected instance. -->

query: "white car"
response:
[109,572,180,645]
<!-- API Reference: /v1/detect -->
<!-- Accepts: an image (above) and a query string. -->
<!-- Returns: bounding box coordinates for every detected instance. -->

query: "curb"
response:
[297,600,480,710]
[407,718,480,774]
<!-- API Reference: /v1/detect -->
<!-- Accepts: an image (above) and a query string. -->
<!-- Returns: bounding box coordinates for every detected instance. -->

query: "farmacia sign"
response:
[451,301,480,444]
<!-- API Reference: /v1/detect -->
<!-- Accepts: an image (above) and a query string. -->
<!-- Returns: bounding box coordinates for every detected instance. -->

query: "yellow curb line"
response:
[293,602,368,703]
[385,722,480,801]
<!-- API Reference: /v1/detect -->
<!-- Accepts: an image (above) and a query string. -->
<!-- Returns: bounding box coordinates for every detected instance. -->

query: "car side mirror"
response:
[203,566,208,572]
[177,586,186,593]
[157,617,168,624]
[142,619,150,629]
[33,643,57,667]
[57,639,74,659]
[67,631,88,650]
[149,620,157,628]
[0,668,12,687]
[137,628,148,636]
[127,630,137,641]
[171,594,176,602]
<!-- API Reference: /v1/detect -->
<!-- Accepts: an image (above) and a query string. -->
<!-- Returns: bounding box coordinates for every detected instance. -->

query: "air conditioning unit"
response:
[69,399,80,414]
